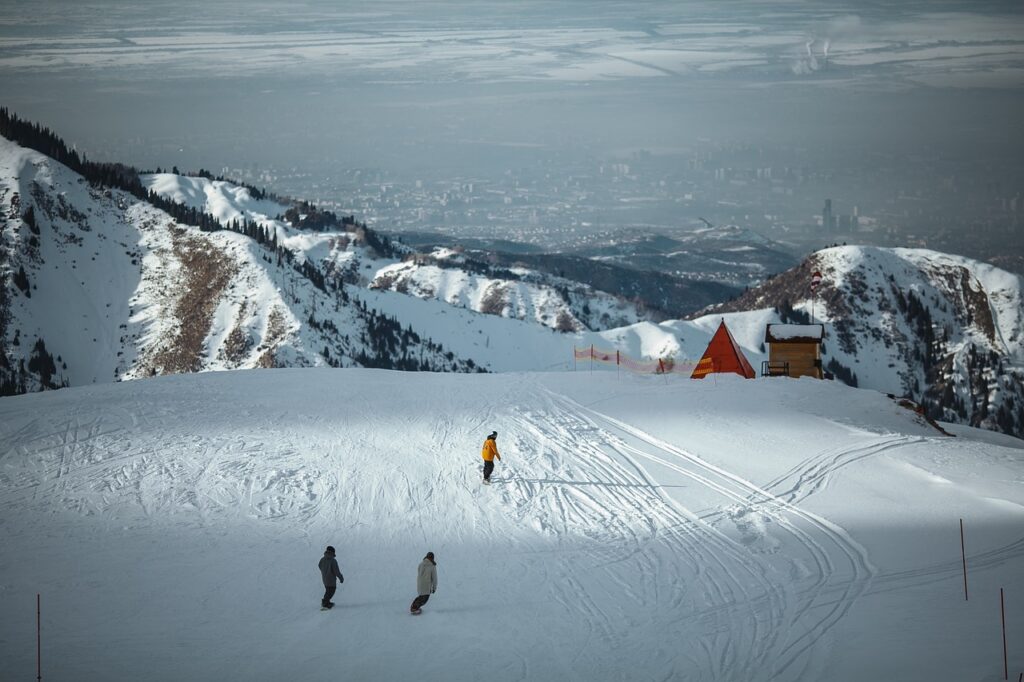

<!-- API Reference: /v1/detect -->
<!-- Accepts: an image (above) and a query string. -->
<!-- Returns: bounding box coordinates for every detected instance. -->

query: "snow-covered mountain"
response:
[0,132,675,392]
[398,230,742,320]
[2,114,1022,441]
[698,245,1024,438]
[2,368,1022,680]
[143,172,650,332]
[0,135,497,389]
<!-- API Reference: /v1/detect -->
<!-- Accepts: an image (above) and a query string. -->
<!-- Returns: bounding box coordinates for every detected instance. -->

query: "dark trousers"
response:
[322,585,336,606]
[410,594,430,611]
[483,460,495,481]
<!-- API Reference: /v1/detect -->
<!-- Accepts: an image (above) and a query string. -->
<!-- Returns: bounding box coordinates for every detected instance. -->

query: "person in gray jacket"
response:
[409,552,438,614]
[318,545,344,609]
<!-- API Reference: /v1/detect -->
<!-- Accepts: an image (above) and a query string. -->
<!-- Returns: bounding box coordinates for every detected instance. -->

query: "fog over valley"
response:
[1,0,1022,266]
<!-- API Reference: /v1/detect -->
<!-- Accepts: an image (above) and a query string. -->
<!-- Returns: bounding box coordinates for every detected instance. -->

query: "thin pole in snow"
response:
[590,344,594,373]
[1002,588,1008,681]
[960,518,968,601]
[37,593,41,682]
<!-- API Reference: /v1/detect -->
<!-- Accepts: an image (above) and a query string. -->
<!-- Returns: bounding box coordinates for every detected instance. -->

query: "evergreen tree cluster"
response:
[226,218,278,249]
[0,336,67,396]
[296,259,326,292]
[145,191,224,231]
[994,392,1020,436]
[896,288,938,373]
[12,265,30,297]
[281,202,353,231]
[776,299,812,325]
[434,253,520,282]
[0,108,225,233]
[344,296,478,373]
[920,342,1024,439]
[359,225,399,259]
[0,108,89,177]
[0,266,11,394]
[825,357,858,387]
[27,337,59,388]
[22,205,38,235]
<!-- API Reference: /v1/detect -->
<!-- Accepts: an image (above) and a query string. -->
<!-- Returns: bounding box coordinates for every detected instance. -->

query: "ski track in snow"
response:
[549,392,890,680]
[2,371,1023,681]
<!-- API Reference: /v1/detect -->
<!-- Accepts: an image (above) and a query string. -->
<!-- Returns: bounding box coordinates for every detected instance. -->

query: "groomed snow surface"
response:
[1,370,1022,681]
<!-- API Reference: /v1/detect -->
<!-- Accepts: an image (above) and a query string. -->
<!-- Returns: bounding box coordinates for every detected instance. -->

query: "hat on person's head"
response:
[489,431,497,439]
[425,551,435,560]
[326,545,336,554]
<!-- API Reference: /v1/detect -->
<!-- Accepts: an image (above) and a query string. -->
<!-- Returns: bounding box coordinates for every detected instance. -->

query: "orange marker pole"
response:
[37,593,41,682]
[1002,588,1008,681]
[961,518,968,601]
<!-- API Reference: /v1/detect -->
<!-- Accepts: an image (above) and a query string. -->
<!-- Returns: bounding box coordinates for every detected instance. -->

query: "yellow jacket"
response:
[481,438,500,462]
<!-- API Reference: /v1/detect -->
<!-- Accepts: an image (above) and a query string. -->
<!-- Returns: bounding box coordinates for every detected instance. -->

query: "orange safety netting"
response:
[572,345,703,375]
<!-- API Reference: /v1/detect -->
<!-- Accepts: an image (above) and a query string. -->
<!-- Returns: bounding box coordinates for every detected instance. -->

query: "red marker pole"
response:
[37,593,41,682]
[1002,588,1008,681]
[961,519,968,601]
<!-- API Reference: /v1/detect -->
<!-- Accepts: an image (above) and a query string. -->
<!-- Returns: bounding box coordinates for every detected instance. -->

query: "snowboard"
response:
[410,609,422,615]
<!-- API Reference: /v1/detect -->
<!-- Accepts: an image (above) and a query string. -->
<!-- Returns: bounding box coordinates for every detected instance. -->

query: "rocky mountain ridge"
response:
[697,245,1024,438]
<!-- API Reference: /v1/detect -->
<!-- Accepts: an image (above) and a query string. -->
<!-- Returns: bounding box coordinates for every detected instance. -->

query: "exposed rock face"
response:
[695,246,1024,438]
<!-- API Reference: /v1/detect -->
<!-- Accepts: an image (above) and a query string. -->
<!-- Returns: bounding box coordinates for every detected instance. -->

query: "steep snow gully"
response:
[0,369,1022,681]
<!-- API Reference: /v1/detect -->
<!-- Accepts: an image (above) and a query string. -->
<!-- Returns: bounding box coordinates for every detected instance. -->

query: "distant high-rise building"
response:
[822,199,834,231]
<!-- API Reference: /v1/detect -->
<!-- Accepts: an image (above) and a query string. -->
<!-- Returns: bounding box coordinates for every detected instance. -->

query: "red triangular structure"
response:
[691,321,756,379]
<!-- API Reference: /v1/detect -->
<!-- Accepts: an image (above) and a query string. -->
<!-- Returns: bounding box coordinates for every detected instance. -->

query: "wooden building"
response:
[763,324,825,379]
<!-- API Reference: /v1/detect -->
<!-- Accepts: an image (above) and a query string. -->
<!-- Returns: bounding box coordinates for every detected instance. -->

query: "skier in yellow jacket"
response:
[481,431,501,484]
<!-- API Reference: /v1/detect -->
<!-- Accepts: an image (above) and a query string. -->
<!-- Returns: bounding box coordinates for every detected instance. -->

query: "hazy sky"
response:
[2,0,1023,178]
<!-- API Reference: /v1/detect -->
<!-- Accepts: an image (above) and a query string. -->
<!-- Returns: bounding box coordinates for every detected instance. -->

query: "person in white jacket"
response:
[409,552,438,614]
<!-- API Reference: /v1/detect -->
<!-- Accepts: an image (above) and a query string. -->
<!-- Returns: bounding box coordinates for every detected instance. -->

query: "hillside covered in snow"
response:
[699,246,1024,439]
[1,369,1021,680]
[0,117,717,393]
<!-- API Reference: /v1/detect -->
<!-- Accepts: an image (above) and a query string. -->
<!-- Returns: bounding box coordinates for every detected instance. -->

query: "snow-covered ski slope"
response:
[1,369,1022,681]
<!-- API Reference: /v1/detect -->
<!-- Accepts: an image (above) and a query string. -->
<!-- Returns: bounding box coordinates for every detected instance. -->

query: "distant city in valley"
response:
[210,139,1024,272]
[4,0,1023,277]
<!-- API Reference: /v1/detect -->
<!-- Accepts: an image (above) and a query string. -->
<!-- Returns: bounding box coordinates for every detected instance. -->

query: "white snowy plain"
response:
[0,369,1022,681]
